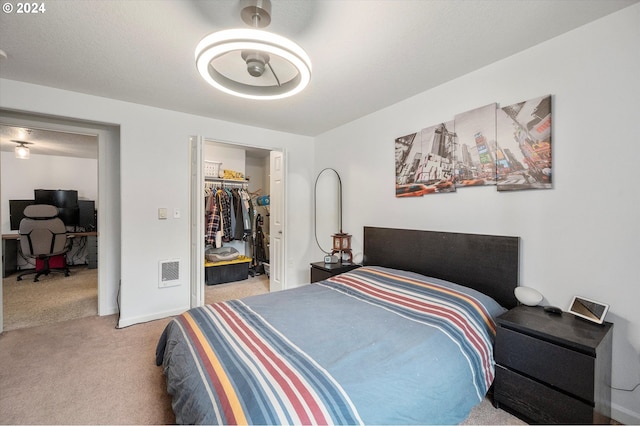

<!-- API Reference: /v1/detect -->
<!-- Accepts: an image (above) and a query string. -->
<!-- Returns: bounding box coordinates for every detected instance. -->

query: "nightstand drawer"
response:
[310,262,360,283]
[311,267,334,283]
[495,326,595,402]
[495,365,594,424]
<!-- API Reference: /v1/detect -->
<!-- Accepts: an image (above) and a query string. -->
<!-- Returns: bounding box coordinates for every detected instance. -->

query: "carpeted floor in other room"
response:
[2,265,98,331]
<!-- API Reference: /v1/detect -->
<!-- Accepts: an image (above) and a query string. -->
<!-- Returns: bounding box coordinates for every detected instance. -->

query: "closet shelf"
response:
[205,177,249,183]
[205,177,249,189]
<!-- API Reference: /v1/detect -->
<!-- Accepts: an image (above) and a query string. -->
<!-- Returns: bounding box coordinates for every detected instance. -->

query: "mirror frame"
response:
[314,168,343,254]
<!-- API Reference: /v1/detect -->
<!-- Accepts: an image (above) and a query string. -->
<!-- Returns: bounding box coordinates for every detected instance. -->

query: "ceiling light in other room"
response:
[195,0,311,100]
[14,141,31,159]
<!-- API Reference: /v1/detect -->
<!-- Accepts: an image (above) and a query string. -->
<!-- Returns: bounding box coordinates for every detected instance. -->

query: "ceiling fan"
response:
[195,0,312,100]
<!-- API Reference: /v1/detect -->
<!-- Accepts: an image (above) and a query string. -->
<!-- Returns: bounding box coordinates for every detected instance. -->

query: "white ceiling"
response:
[0,0,637,146]
[0,124,98,159]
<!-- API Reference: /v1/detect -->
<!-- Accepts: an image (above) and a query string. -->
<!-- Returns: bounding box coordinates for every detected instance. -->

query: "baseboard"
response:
[117,307,187,328]
[611,402,640,425]
[98,305,119,317]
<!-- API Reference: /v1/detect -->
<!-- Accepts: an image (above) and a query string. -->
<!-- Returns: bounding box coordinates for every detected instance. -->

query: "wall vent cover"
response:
[159,259,181,288]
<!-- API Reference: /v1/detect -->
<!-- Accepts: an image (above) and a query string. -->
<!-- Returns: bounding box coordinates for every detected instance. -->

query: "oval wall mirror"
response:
[314,168,342,254]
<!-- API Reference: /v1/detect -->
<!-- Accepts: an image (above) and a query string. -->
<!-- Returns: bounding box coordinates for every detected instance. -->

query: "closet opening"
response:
[199,140,277,306]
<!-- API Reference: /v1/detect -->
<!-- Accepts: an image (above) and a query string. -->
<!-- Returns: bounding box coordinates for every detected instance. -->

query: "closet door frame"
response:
[189,136,204,308]
[190,137,286,307]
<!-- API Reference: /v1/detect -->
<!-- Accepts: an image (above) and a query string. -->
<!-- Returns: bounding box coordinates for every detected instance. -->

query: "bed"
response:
[156,227,520,424]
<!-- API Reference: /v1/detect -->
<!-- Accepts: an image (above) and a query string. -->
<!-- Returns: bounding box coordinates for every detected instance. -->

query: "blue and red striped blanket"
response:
[157,266,506,424]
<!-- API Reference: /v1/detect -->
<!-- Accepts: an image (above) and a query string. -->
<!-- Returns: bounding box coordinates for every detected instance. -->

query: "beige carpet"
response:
[2,266,98,331]
[205,274,270,304]
[0,275,525,425]
[2,268,267,332]
[0,314,174,425]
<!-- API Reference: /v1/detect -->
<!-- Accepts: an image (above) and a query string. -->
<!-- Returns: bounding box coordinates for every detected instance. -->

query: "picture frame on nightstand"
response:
[568,295,609,324]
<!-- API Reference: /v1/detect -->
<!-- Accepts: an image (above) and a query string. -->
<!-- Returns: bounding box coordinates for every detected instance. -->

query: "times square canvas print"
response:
[453,103,497,188]
[395,121,457,197]
[394,95,552,197]
[496,95,552,191]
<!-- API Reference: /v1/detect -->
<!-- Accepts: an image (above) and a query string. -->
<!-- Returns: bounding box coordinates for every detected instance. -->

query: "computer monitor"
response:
[78,200,97,231]
[34,189,78,207]
[9,199,36,230]
[34,189,79,226]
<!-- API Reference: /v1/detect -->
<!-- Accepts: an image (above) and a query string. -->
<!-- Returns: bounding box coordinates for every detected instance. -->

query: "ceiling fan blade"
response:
[267,63,282,87]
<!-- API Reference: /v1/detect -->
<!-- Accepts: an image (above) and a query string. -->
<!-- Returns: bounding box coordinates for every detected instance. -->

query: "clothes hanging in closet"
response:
[205,190,220,246]
[205,184,252,247]
[232,188,252,241]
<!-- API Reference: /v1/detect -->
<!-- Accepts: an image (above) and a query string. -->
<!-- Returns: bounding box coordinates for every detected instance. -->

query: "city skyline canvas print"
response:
[453,103,497,188]
[496,95,552,191]
[394,94,552,197]
[395,120,456,197]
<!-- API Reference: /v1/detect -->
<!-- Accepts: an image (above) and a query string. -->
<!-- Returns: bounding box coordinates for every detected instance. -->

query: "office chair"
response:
[17,204,71,282]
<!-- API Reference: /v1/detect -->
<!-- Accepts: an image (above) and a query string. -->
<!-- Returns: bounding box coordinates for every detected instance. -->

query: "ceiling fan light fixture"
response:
[195,0,311,101]
[195,29,311,100]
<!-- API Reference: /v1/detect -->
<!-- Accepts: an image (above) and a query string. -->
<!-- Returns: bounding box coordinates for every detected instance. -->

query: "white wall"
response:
[1,153,98,233]
[314,5,640,423]
[0,78,315,331]
[204,142,245,178]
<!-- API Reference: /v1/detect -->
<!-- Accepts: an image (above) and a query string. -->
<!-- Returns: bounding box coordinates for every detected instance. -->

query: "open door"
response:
[189,136,204,308]
[0,210,3,333]
[269,150,285,292]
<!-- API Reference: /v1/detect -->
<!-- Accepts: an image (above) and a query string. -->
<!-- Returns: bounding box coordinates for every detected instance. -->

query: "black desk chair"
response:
[17,204,70,282]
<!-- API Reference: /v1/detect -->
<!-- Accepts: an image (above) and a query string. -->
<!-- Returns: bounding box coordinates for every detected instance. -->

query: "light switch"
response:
[173,208,181,219]
[158,208,168,219]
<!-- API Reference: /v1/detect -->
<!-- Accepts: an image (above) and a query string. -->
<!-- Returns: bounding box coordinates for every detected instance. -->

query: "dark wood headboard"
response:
[363,227,520,309]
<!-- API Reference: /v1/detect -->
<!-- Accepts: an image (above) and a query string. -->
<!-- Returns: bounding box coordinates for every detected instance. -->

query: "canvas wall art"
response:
[395,120,456,197]
[394,95,552,197]
[453,103,497,187]
[496,95,552,191]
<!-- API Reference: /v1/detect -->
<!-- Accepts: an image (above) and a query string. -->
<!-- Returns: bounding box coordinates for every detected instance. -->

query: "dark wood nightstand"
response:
[493,305,613,424]
[310,261,360,283]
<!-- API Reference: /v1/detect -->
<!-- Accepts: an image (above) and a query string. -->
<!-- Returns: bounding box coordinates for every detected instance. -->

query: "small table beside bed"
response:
[156,226,520,424]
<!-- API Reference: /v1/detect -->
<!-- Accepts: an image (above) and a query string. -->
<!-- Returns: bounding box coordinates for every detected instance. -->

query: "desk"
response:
[2,232,98,277]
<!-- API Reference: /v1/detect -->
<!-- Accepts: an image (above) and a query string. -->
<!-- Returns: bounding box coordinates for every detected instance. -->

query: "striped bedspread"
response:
[163,301,361,425]
[321,267,498,397]
[157,266,506,425]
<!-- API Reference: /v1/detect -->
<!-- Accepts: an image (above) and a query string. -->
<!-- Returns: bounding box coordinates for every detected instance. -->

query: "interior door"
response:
[189,136,204,307]
[0,211,3,333]
[269,151,285,292]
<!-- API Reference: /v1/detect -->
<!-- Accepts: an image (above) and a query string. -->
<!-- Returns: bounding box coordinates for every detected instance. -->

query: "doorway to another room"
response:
[0,109,121,333]
[0,125,97,331]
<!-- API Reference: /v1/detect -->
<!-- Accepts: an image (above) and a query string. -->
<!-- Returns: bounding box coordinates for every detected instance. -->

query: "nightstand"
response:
[493,305,613,424]
[310,261,360,283]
